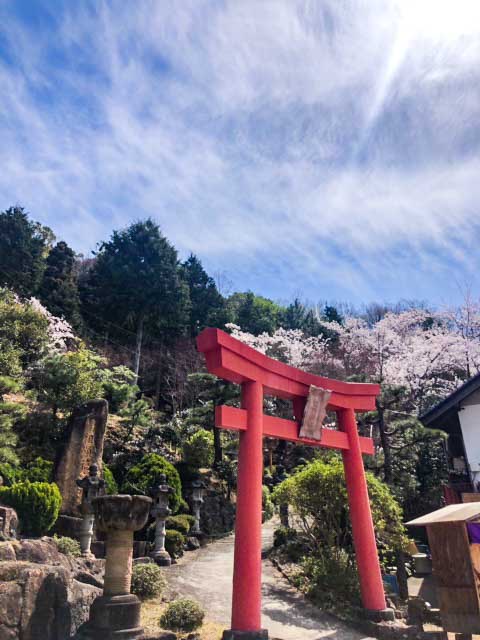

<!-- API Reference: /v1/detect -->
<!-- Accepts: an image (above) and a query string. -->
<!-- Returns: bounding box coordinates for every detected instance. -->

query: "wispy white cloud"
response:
[0,0,479,303]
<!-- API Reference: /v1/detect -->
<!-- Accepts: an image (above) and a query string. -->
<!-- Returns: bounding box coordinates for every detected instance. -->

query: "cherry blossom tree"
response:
[28,297,77,353]
[228,301,480,513]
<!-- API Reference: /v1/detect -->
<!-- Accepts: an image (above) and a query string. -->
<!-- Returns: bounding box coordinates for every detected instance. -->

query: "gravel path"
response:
[167,522,375,640]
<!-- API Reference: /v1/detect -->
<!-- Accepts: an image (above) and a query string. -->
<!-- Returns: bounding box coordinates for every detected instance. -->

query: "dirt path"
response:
[167,522,375,640]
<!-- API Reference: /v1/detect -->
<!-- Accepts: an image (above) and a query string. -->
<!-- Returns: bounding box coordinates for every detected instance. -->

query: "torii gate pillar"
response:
[197,329,392,640]
[231,380,265,634]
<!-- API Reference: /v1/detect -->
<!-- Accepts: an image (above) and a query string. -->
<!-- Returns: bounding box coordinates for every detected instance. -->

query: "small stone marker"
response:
[0,505,18,539]
[298,385,331,441]
[55,399,108,516]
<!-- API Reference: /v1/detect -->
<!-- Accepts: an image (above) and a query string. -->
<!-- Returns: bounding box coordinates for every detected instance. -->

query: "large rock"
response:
[0,542,16,562]
[15,538,70,567]
[55,400,108,516]
[0,537,105,639]
[0,561,101,640]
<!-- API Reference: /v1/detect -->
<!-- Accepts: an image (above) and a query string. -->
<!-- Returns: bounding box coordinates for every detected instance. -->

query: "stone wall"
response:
[0,538,103,640]
[198,477,235,537]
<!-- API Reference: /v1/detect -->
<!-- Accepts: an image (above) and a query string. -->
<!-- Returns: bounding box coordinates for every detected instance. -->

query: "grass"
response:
[141,598,224,640]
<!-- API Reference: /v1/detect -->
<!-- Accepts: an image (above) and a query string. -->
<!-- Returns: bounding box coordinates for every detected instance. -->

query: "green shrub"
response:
[121,454,182,514]
[0,481,61,536]
[273,526,297,548]
[273,458,406,559]
[103,464,118,494]
[0,458,54,486]
[53,535,81,557]
[182,429,214,469]
[23,457,54,483]
[302,549,361,607]
[159,598,204,632]
[165,515,194,536]
[131,563,166,599]
[165,529,185,558]
[0,462,22,486]
[262,485,274,521]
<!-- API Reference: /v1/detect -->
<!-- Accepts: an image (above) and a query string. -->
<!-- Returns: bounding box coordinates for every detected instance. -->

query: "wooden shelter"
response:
[407,503,480,635]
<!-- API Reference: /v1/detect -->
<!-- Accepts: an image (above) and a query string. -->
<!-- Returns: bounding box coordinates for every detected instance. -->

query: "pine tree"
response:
[39,241,82,328]
[181,254,228,335]
[80,219,189,377]
[0,206,53,297]
[0,377,24,466]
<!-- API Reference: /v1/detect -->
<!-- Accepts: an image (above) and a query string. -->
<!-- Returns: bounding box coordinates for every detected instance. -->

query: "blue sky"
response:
[1,1,480,307]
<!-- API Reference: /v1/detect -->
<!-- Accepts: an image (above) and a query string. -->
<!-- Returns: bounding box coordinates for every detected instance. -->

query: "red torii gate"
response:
[197,328,390,640]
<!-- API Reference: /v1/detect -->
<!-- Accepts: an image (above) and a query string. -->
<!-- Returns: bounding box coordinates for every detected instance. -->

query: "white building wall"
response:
[459,402,480,481]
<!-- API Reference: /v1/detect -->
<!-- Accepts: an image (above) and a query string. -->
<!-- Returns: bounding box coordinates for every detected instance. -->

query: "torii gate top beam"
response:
[197,328,380,412]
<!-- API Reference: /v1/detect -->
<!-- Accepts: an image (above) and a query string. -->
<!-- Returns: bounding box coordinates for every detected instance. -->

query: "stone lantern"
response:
[76,464,106,557]
[150,474,173,566]
[191,477,205,536]
[84,494,152,640]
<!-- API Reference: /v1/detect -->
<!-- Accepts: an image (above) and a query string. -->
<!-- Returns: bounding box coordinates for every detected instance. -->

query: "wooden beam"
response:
[215,405,375,455]
[198,328,380,412]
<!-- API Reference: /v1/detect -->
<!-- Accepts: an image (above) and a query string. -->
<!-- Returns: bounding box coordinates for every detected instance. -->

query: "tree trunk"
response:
[377,400,393,484]
[213,425,223,466]
[133,314,145,380]
[153,348,163,409]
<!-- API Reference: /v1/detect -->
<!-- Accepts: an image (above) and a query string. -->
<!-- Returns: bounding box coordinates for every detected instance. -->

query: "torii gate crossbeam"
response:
[197,328,391,640]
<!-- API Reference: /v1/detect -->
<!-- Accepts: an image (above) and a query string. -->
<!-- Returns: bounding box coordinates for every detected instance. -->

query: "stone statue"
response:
[76,464,106,557]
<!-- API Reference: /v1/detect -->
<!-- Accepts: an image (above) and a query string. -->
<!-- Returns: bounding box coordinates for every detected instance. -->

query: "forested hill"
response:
[1,204,480,522]
[0,205,338,402]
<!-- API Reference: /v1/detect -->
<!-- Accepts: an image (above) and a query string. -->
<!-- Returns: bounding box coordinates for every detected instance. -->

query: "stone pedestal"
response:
[150,516,171,566]
[149,475,173,567]
[79,514,95,558]
[87,594,142,639]
[82,495,152,640]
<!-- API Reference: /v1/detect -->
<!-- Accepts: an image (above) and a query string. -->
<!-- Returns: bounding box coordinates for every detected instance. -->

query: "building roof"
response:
[420,372,480,427]
[406,503,480,526]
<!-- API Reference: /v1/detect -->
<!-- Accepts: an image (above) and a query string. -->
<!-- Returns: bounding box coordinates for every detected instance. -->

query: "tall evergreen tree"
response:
[181,254,228,335]
[281,298,307,330]
[228,292,282,335]
[0,206,53,297]
[39,241,82,328]
[81,219,188,377]
[281,298,331,338]
[322,304,343,325]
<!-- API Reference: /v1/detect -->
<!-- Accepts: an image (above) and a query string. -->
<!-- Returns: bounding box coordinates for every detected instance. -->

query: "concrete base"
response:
[364,608,395,622]
[83,594,144,639]
[222,630,269,640]
[150,550,171,566]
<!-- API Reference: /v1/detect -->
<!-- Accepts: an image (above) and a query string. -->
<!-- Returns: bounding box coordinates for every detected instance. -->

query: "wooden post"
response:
[338,408,388,615]
[228,381,267,637]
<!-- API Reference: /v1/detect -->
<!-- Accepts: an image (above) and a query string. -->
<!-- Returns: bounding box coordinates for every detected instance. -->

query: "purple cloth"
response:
[467,522,480,543]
